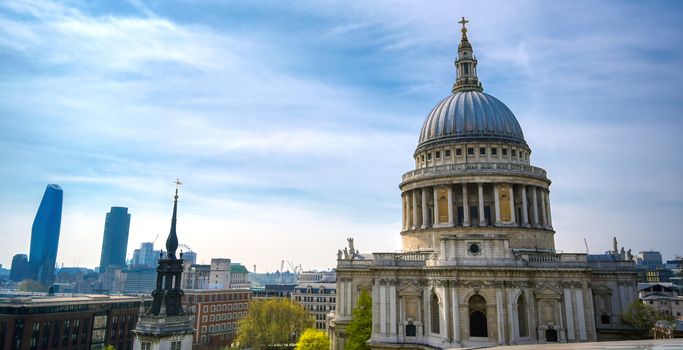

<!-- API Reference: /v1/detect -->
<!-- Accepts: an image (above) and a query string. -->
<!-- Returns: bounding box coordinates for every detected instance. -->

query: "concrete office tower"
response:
[28,184,63,287]
[98,207,131,272]
[9,254,29,282]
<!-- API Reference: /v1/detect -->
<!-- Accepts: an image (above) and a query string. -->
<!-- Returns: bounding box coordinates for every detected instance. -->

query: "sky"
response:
[1,0,682,273]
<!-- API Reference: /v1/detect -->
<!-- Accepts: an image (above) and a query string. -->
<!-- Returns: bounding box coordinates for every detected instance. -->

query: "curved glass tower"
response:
[28,184,63,287]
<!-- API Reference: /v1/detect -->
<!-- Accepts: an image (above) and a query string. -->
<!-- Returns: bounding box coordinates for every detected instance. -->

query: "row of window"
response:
[295,296,335,303]
[418,146,528,165]
[302,304,334,312]
[200,322,238,334]
[202,302,247,313]
[21,319,91,350]
[202,312,246,323]
[186,293,249,303]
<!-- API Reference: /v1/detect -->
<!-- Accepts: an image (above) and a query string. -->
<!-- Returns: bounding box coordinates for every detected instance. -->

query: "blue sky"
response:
[1,0,682,272]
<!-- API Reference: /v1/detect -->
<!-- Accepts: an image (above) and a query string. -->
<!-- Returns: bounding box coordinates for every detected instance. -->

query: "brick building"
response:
[182,289,250,348]
[0,294,141,350]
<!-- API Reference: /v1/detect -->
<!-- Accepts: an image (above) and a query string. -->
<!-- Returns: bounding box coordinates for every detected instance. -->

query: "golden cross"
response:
[174,178,182,190]
[459,17,469,31]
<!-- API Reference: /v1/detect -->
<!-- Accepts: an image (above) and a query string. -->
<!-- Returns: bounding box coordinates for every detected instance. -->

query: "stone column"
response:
[447,185,454,226]
[546,190,553,228]
[563,287,575,341]
[462,184,470,227]
[531,187,539,227]
[433,187,439,226]
[421,188,428,229]
[379,283,387,334]
[540,188,548,228]
[451,286,461,344]
[390,283,397,336]
[494,183,501,226]
[496,289,505,345]
[509,184,516,225]
[478,183,486,226]
[412,189,419,230]
[575,287,587,341]
[521,185,529,227]
[401,193,407,230]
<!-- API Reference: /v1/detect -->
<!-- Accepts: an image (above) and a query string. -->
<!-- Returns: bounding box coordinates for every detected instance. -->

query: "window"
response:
[502,148,508,156]
[435,151,440,159]
[430,293,440,334]
[202,315,207,322]
[479,147,486,155]
[601,314,610,325]
[201,326,207,333]
[512,149,517,157]
[427,153,432,160]
[456,148,462,156]
[210,315,214,322]
[141,342,151,350]
[467,148,474,155]
[203,305,208,313]
[491,148,497,156]
[445,149,451,157]
[170,341,181,350]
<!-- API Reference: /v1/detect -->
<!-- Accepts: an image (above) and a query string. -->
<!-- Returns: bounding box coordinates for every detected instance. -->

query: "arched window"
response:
[517,294,528,337]
[430,292,440,334]
[469,295,488,337]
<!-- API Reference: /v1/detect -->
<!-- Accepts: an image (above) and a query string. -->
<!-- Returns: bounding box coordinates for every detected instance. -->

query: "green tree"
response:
[103,345,115,350]
[295,328,329,350]
[346,289,372,350]
[621,300,674,339]
[236,298,313,349]
[18,279,46,292]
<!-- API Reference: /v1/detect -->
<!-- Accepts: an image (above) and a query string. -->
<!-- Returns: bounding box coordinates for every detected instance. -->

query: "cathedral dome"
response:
[417,90,526,151]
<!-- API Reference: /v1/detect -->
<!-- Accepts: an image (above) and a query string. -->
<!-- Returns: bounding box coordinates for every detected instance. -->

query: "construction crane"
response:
[287,261,302,278]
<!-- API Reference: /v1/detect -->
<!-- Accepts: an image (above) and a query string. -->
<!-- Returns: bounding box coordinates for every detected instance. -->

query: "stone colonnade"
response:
[402,183,552,230]
[369,279,595,346]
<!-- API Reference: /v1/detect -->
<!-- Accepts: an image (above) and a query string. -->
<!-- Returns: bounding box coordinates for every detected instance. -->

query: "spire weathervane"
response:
[165,178,181,259]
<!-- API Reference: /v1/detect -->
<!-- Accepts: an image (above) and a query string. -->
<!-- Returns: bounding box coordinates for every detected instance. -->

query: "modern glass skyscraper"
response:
[28,184,63,287]
[98,207,131,272]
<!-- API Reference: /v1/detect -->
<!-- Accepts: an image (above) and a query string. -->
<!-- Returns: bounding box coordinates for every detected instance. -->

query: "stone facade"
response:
[329,19,638,349]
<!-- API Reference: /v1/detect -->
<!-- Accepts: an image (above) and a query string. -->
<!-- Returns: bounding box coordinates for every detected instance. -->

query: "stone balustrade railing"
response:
[337,252,432,268]
[402,162,547,182]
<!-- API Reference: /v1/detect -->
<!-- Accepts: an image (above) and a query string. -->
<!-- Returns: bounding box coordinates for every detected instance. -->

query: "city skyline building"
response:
[28,184,63,287]
[131,242,161,268]
[98,207,131,272]
[9,253,29,282]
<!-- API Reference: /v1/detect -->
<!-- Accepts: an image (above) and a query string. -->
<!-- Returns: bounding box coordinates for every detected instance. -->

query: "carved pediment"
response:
[534,286,562,299]
[397,281,422,297]
[591,284,613,295]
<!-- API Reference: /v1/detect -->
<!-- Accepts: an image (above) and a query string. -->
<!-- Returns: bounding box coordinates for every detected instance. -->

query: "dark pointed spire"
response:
[165,179,181,259]
[452,17,483,93]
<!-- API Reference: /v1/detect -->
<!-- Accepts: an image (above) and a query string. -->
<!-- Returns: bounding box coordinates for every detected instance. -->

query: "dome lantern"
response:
[452,17,483,93]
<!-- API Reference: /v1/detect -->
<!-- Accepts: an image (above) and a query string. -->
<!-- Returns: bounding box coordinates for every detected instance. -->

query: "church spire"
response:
[452,17,483,93]
[165,179,181,259]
